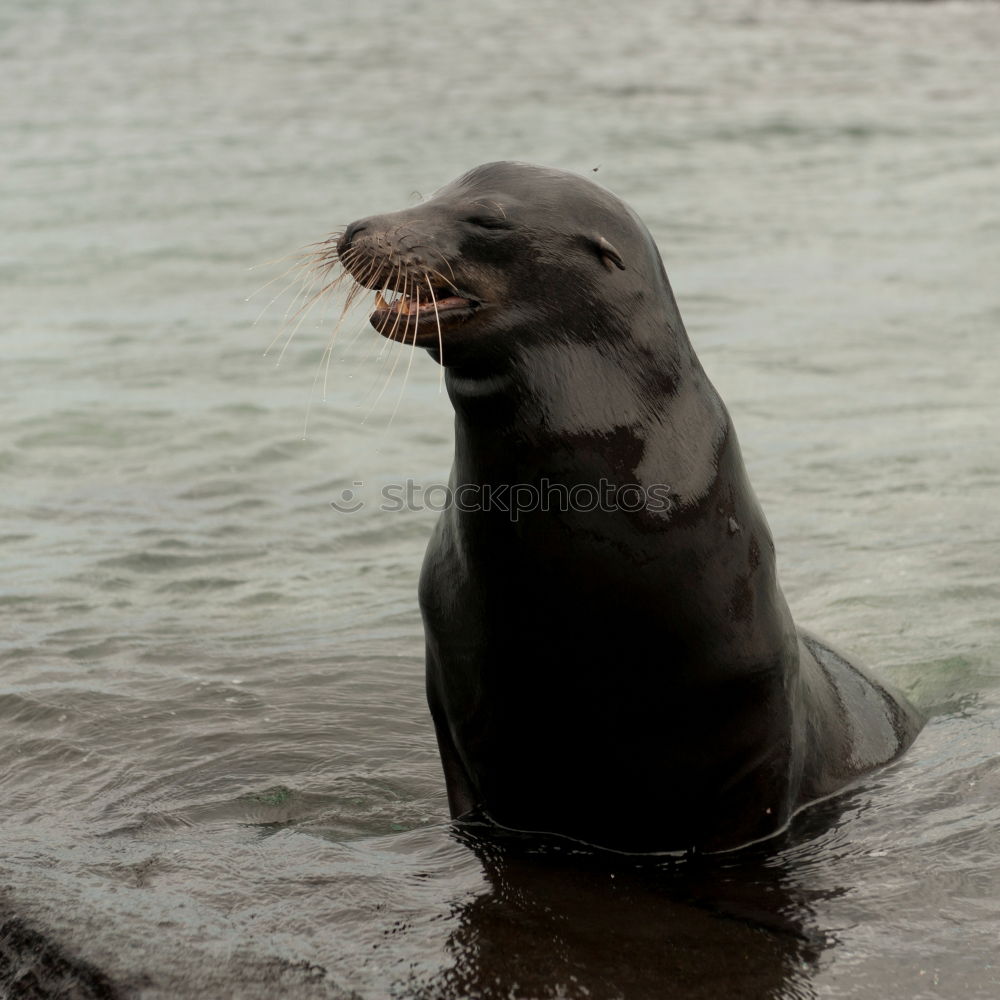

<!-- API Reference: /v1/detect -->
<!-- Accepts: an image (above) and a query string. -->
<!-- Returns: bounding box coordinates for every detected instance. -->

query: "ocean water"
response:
[2,0,999,997]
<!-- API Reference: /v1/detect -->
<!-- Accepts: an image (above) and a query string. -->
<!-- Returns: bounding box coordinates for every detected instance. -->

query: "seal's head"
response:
[331,162,686,371]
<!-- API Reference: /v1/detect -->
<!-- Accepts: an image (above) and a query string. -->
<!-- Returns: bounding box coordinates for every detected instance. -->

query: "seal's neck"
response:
[444,324,699,440]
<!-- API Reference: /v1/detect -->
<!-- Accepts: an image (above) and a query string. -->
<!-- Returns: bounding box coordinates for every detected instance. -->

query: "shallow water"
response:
[2,0,999,996]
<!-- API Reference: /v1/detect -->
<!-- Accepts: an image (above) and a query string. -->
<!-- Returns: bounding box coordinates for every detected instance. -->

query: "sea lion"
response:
[331,161,923,853]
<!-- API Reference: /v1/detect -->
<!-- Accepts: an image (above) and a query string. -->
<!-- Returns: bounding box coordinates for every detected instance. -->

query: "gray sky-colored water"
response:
[2,1,999,996]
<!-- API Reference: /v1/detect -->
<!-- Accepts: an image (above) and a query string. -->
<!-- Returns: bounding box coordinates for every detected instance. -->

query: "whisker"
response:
[373,262,406,364]
[249,256,313,310]
[307,234,346,262]
[297,249,387,434]
[428,247,457,285]
[319,271,375,401]
[257,264,318,344]
[248,247,315,281]
[274,269,339,366]
[365,270,411,422]
[273,250,363,365]
[281,263,322,324]
[389,285,422,428]
[344,279,391,401]
[424,263,460,297]
[350,267,403,394]
[250,229,348,322]
[302,329,338,440]
[262,265,321,360]
[336,245,363,274]
[299,230,346,254]
[300,282,364,439]
[426,276,445,391]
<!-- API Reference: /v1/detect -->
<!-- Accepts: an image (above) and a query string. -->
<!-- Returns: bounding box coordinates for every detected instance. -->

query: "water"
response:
[2,0,999,996]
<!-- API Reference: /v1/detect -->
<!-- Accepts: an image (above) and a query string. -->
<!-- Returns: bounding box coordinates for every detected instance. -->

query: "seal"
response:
[331,161,924,853]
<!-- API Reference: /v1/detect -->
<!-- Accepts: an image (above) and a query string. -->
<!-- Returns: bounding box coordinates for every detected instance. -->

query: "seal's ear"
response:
[591,235,626,272]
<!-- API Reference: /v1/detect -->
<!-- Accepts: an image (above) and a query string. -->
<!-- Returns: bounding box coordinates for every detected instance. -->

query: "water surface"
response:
[2,0,999,996]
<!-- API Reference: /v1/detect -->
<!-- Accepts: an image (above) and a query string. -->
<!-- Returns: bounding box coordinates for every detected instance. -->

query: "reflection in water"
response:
[403,808,850,1000]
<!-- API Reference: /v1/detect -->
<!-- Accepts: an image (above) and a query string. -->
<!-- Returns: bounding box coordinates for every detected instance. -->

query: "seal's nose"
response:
[338,219,369,256]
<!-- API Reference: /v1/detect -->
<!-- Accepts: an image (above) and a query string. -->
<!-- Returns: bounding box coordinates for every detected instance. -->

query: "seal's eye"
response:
[465,215,512,232]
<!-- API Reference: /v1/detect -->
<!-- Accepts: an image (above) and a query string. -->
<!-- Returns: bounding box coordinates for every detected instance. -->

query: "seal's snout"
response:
[337,219,368,257]
[332,212,482,346]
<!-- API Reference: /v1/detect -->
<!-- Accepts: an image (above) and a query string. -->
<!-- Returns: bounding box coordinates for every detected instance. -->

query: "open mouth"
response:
[370,284,481,339]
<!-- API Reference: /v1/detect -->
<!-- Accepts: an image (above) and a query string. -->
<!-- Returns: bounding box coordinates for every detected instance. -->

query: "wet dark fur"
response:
[335,162,923,853]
